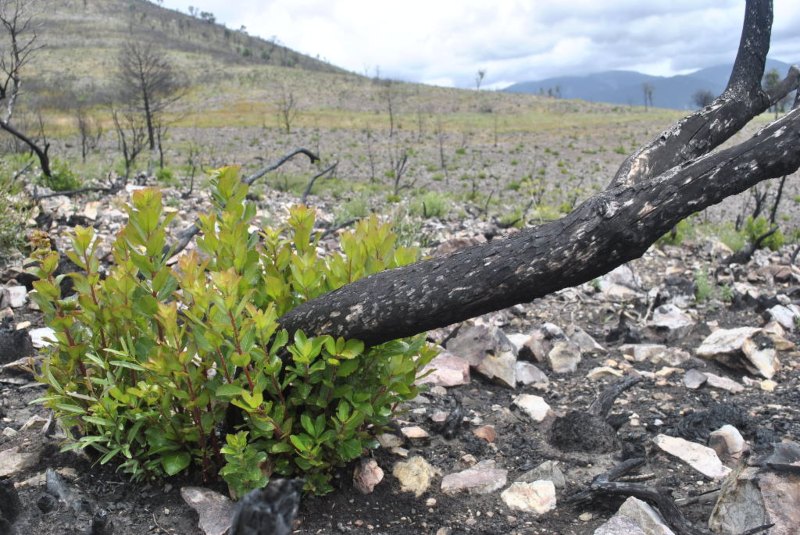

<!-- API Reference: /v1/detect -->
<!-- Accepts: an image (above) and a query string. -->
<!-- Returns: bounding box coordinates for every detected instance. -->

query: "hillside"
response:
[504,58,796,109]
[28,0,344,101]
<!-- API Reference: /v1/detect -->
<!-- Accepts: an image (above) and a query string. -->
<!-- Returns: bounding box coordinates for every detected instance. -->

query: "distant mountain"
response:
[504,59,795,109]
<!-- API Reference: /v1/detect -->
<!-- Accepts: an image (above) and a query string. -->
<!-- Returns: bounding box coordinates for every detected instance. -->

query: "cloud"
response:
[161,0,800,87]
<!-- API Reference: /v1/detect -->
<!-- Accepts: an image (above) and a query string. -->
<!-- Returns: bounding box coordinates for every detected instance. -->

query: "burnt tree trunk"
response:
[273,0,800,347]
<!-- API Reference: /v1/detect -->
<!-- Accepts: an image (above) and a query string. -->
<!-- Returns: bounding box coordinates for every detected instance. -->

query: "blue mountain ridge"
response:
[503,59,795,109]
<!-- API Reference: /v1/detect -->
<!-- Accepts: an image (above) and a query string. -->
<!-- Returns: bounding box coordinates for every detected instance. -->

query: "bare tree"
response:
[382,79,396,138]
[75,101,103,163]
[475,69,486,90]
[692,89,715,108]
[276,0,800,349]
[642,82,654,111]
[276,84,298,134]
[111,105,147,182]
[117,41,184,155]
[0,0,51,177]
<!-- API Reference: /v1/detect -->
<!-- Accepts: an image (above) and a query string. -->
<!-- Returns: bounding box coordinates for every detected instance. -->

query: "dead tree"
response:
[111,105,147,182]
[0,0,50,177]
[277,0,800,347]
[276,84,298,134]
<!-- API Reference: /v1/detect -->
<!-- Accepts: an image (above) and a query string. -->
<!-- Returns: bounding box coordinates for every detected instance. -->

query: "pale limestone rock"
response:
[441,460,507,495]
[513,394,552,423]
[709,425,747,465]
[567,325,606,354]
[29,327,56,348]
[697,327,760,357]
[0,445,40,477]
[353,458,384,494]
[417,351,471,387]
[472,425,496,443]
[6,285,26,308]
[683,369,707,389]
[768,304,797,331]
[515,361,549,388]
[377,433,403,448]
[393,456,439,497]
[446,324,517,387]
[648,304,695,341]
[704,372,745,393]
[620,344,691,366]
[180,487,234,535]
[654,434,731,480]
[587,366,624,380]
[741,338,780,379]
[594,497,675,535]
[547,340,582,374]
[500,481,556,515]
[518,460,566,489]
[400,426,430,440]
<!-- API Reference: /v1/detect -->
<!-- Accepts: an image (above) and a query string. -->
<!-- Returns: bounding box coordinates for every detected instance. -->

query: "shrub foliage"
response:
[29,167,435,495]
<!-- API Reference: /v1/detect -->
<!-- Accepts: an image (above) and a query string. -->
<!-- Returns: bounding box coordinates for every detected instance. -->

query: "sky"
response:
[159,0,800,89]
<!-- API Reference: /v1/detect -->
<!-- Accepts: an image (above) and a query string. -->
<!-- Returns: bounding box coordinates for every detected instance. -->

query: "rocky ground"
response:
[1,181,800,535]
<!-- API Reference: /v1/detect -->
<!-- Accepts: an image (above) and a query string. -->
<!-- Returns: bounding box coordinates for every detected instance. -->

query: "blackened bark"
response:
[279,106,800,347]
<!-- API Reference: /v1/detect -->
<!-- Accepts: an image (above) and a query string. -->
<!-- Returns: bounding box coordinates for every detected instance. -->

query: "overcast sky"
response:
[159,0,800,89]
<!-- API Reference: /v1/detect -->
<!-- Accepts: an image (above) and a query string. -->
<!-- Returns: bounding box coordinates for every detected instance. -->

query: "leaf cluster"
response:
[30,167,435,495]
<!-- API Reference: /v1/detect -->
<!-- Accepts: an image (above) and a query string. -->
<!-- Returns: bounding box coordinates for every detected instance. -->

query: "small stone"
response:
[587,366,624,380]
[518,460,566,489]
[760,380,777,392]
[0,446,40,477]
[515,361,549,388]
[6,286,26,308]
[441,460,507,495]
[620,344,691,366]
[683,369,707,389]
[460,454,478,467]
[648,304,695,341]
[393,456,439,497]
[417,352,471,387]
[704,373,744,393]
[181,487,234,535]
[579,512,593,522]
[353,458,384,494]
[500,481,556,515]
[768,304,798,331]
[567,326,606,354]
[547,340,582,374]
[473,425,496,443]
[401,426,430,440]
[513,394,552,423]
[654,434,731,480]
[426,497,437,507]
[2,427,17,438]
[709,425,747,465]
[29,327,56,348]
[594,496,675,535]
[377,433,403,448]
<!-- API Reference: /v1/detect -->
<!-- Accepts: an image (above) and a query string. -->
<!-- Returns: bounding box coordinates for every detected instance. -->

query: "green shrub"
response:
[43,159,82,191]
[695,269,713,302]
[335,196,370,225]
[410,192,449,219]
[155,167,176,185]
[744,216,784,251]
[657,218,693,246]
[29,167,435,496]
[0,165,28,262]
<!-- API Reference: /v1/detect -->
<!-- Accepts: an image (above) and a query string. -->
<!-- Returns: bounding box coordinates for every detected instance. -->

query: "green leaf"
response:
[338,438,362,461]
[161,451,191,476]
[289,434,312,452]
[216,384,246,398]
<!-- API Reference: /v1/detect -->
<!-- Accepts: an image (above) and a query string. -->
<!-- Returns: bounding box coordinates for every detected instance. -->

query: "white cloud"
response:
[160,0,800,87]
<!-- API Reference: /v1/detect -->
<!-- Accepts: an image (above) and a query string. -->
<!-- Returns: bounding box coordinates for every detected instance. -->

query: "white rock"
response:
[594,497,675,535]
[513,394,552,423]
[648,304,695,341]
[515,361,549,388]
[620,344,691,366]
[709,425,747,465]
[654,434,731,480]
[768,305,797,331]
[29,327,57,348]
[400,426,430,440]
[501,481,556,515]
[567,326,606,354]
[6,285,27,308]
[696,327,760,357]
[587,366,624,380]
[0,446,40,477]
[741,338,780,379]
[547,340,582,374]
[683,369,707,389]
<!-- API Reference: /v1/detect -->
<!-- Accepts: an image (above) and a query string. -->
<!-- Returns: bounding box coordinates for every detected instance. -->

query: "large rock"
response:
[0,446,40,477]
[696,327,779,379]
[653,434,731,480]
[441,460,507,495]
[515,361,549,388]
[500,481,556,515]
[353,458,384,494]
